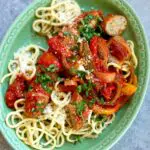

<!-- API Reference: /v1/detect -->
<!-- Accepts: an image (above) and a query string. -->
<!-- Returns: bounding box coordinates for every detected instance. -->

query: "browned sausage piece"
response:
[102,14,127,36]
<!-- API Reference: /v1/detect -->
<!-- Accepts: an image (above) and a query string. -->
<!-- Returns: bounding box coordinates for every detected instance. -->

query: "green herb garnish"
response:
[74,135,82,144]
[69,67,77,75]
[79,25,101,41]
[71,45,79,51]
[79,14,103,41]
[35,73,53,83]
[46,64,58,72]
[75,101,86,116]
[28,86,33,91]
[77,70,87,79]
[97,16,103,22]
[99,97,105,104]
[36,102,45,107]
[89,98,97,107]
[57,77,63,82]
[67,56,78,63]
[31,107,35,112]
[77,81,95,96]
[38,108,44,113]
[35,73,53,93]
[95,116,104,122]
[41,82,52,93]
[92,115,107,123]
[81,15,95,25]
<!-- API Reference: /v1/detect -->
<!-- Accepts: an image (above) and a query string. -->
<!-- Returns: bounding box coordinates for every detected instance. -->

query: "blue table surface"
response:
[0,0,150,150]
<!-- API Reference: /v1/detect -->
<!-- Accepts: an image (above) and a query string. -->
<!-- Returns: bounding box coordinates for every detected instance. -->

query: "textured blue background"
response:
[0,0,150,149]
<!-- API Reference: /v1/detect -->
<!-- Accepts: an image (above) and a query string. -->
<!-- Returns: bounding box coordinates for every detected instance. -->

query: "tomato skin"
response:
[94,59,107,72]
[38,52,62,70]
[90,36,109,71]
[101,84,116,100]
[90,36,108,60]
[90,36,99,57]
[5,91,16,108]
[109,40,126,61]
[48,36,72,58]
[108,36,131,62]
[5,76,26,108]
[82,107,90,119]
[72,91,83,102]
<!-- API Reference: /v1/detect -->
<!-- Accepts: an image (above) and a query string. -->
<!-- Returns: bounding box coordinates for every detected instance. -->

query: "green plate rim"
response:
[0,0,149,150]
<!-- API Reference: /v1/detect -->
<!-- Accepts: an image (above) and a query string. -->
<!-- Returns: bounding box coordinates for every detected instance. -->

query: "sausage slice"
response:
[102,14,127,36]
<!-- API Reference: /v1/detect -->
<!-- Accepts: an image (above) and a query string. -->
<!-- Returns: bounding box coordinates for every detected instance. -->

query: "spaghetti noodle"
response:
[33,0,81,38]
[6,82,114,149]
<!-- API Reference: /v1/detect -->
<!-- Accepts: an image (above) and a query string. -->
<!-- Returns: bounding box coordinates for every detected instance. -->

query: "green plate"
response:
[0,0,149,150]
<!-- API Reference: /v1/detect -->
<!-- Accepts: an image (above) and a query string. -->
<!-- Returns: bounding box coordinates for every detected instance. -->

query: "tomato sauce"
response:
[5,75,26,108]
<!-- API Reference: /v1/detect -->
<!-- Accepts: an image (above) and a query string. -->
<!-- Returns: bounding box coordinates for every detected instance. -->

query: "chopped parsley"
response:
[36,102,45,107]
[89,98,97,107]
[81,15,95,25]
[92,115,107,123]
[38,108,44,113]
[95,116,104,122]
[35,73,53,93]
[67,56,78,63]
[35,102,45,113]
[74,135,82,144]
[77,85,82,93]
[76,70,87,79]
[77,81,95,96]
[97,16,103,22]
[35,73,53,84]
[71,45,79,51]
[74,101,86,116]
[57,77,63,82]
[31,107,35,112]
[69,67,77,75]
[41,82,52,93]
[79,25,100,41]
[28,86,33,91]
[46,64,58,72]
[99,97,105,104]
[79,14,103,41]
